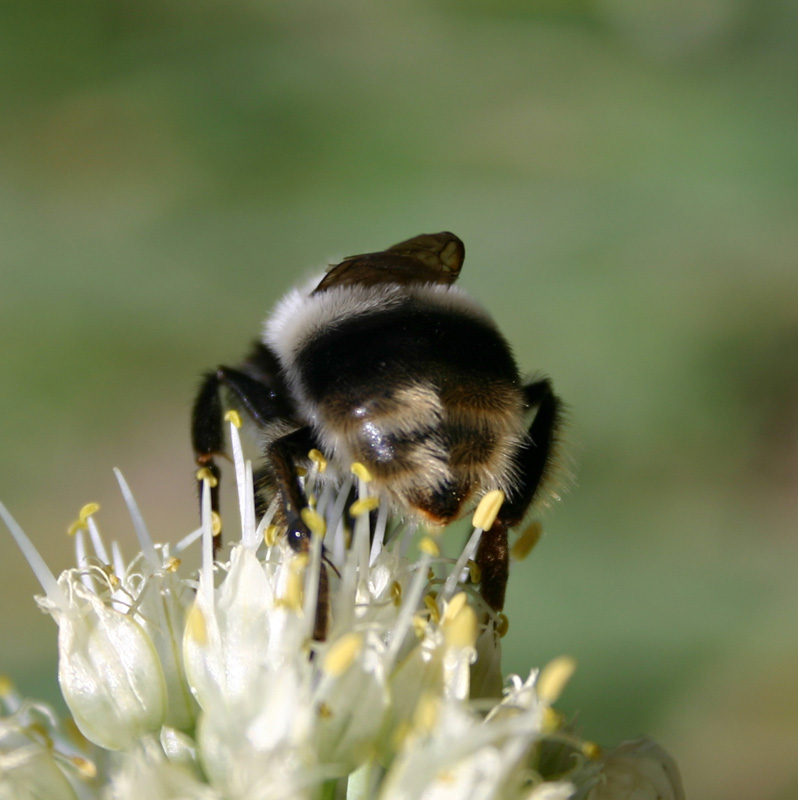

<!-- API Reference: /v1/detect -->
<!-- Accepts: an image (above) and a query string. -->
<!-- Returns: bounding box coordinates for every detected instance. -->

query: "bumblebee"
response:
[192,232,561,616]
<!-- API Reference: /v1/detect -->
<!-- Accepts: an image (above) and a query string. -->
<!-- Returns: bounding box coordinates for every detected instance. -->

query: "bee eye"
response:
[286,525,310,552]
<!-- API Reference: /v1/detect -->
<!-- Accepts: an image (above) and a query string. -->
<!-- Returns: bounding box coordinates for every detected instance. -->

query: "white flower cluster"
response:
[0,421,684,800]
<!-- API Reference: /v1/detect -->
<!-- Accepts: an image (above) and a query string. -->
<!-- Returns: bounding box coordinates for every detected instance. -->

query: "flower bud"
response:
[587,739,685,800]
[56,581,167,751]
[0,714,79,800]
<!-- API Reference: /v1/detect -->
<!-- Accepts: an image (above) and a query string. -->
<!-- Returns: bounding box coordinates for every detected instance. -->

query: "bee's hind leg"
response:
[476,379,562,612]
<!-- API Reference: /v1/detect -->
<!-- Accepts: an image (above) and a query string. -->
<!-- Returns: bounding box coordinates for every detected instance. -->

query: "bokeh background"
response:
[2,1,797,796]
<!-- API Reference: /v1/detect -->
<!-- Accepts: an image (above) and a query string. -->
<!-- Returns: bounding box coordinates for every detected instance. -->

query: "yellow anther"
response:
[0,675,13,697]
[195,467,218,487]
[443,602,478,650]
[350,496,380,517]
[165,557,181,573]
[318,702,333,719]
[79,503,100,522]
[391,580,403,606]
[537,655,577,704]
[296,466,308,478]
[308,449,328,473]
[512,520,542,561]
[264,524,280,547]
[323,632,363,677]
[68,503,101,536]
[541,706,564,734]
[278,566,304,612]
[70,756,97,779]
[291,553,310,572]
[496,613,510,638]
[413,693,440,735]
[582,741,602,760]
[185,602,208,646]
[442,591,468,623]
[28,721,50,745]
[419,537,440,557]
[224,409,242,428]
[412,615,427,638]
[350,462,373,483]
[467,559,482,584]
[423,594,441,624]
[472,489,505,531]
[211,511,222,536]
[301,507,327,537]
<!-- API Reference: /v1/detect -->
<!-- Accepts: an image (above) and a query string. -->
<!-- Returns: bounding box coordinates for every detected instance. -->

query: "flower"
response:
[0,420,685,799]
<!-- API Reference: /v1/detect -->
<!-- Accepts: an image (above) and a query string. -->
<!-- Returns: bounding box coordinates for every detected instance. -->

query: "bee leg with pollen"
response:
[191,358,294,556]
[476,378,562,612]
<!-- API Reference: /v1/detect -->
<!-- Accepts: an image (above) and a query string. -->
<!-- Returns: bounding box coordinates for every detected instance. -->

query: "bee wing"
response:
[313,232,465,293]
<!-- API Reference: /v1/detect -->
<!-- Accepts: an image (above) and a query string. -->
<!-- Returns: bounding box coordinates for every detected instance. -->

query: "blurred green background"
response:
[2,0,797,796]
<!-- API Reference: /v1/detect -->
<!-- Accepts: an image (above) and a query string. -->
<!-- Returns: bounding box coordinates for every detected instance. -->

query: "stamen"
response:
[308,449,328,473]
[255,497,280,547]
[114,469,158,567]
[385,547,434,667]
[264,524,280,547]
[302,524,324,640]
[390,580,402,606]
[582,741,602,759]
[79,503,100,522]
[278,557,306,612]
[322,632,363,677]
[418,537,440,557]
[496,613,510,638]
[472,489,505,531]
[185,601,208,646]
[439,524,483,605]
[412,693,439,735]
[223,409,242,428]
[199,477,215,605]
[70,756,98,779]
[0,499,67,611]
[442,591,468,623]
[511,520,542,561]
[467,559,481,583]
[241,459,257,548]
[301,507,327,537]
[423,594,441,624]
[174,526,204,554]
[541,706,563,734]
[443,599,478,650]
[350,462,373,483]
[228,418,249,541]
[195,467,218,487]
[537,655,577,704]
[349,496,380,517]
[86,517,110,565]
[369,501,389,566]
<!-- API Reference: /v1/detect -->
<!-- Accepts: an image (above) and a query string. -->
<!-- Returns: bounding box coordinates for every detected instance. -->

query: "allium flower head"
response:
[0,419,685,800]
